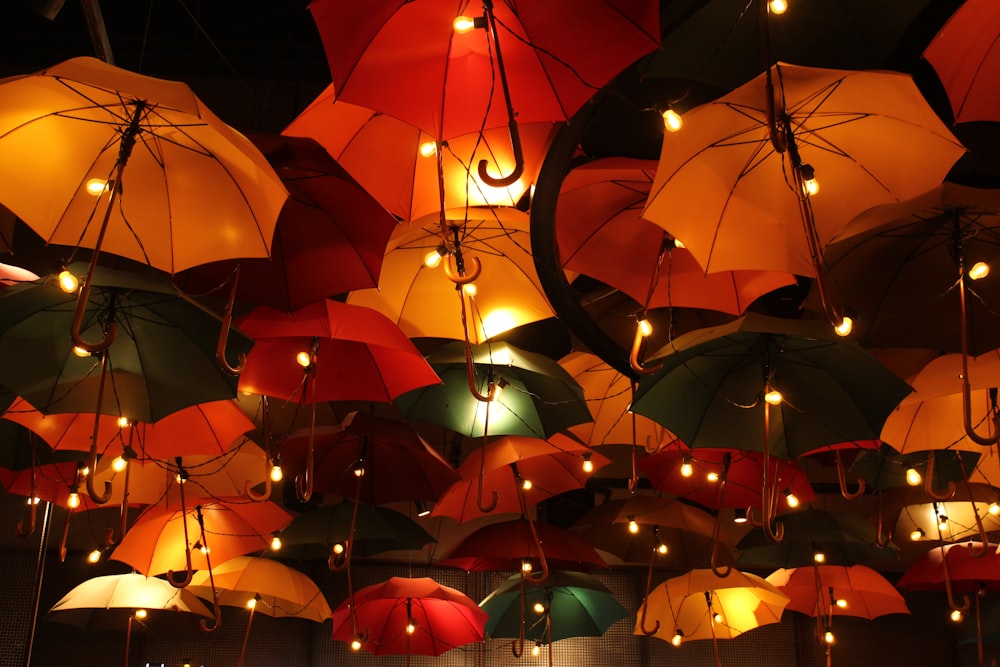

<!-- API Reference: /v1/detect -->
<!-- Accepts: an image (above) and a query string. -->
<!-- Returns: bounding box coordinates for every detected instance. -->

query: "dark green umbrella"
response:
[850,443,980,494]
[736,508,899,569]
[480,570,628,655]
[394,340,592,438]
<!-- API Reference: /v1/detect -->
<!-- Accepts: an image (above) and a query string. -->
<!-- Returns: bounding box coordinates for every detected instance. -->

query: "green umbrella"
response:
[394,340,592,438]
[480,570,628,652]
[850,443,980,493]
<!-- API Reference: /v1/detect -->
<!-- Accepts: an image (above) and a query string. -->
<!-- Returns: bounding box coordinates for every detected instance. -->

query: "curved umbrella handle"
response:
[86,352,113,504]
[294,379,318,503]
[246,395,273,502]
[245,476,271,503]
[511,572,527,657]
[526,517,550,584]
[958,243,1000,446]
[106,452,132,546]
[196,505,221,632]
[924,451,956,501]
[58,504,72,562]
[216,267,245,376]
[760,396,784,543]
[835,450,865,500]
[874,494,893,549]
[15,491,36,538]
[168,473,193,588]
[443,254,482,285]
[200,599,222,634]
[629,325,662,375]
[477,0,525,188]
[967,496,990,558]
[710,454,732,578]
[638,543,660,635]
[70,277,118,354]
[476,473,499,513]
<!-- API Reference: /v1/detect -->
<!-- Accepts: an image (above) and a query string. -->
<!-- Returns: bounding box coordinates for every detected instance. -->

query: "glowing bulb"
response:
[628,518,639,534]
[582,454,594,473]
[533,602,545,614]
[656,542,669,556]
[733,510,748,524]
[418,140,438,158]
[834,316,852,337]
[835,598,847,609]
[72,346,90,357]
[662,108,682,132]
[803,177,819,196]
[332,543,345,555]
[270,464,283,482]
[905,467,922,486]
[951,609,964,622]
[969,262,990,281]
[453,15,477,33]
[939,514,949,532]
[80,466,89,477]
[824,630,835,644]
[706,471,719,482]
[85,178,108,195]
[246,597,257,610]
[813,551,826,564]
[111,456,127,473]
[713,612,723,624]
[67,491,81,509]
[295,351,312,368]
[87,548,102,564]
[769,0,788,14]
[531,643,541,657]
[520,478,532,491]
[199,544,209,555]
[462,282,477,297]
[910,528,925,541]
[990,502,1000,516]
[58,270,79,293]
[270,535,282,551]
[351,639,363,651]
[406,620,417,634]
[637,319,653,337]
[521,560,533,573]
[671,630,683,647]
[784,491,800,508]
[680,456,693,478]
[134,609,147,619]
[117,416,130,428]
[424,246,447,268]
[764,390,783,405]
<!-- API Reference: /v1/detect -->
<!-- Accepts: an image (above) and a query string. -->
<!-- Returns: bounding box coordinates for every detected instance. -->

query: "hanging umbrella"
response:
[480,570,628,663]
[849,444,980,495]
[174,132,399,311]
[877,482,1000,547]
[555,157,796,314]
[46,572,213,666]
[330,576,488,661]
[641,62,965,281]
[395,340,592,439]
[309,0,660,143]
[283,93,555,222]
[189,555,331,667]
[924,0,1000,124]
[347,207,558,343]
[278,411,459,505]
[430,433,609,523]
[636,567,790,662]
[631,312,912,541]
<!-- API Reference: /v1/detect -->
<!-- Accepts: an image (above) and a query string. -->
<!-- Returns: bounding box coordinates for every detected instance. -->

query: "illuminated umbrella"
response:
[347,207,558,343]
[283,93,555,222]
[877,482,1000,548]
[330,576,488,662]
[641,62,965,282]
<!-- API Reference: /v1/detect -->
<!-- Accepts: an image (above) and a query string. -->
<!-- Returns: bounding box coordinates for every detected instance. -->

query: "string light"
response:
[969,262,990,281]
[905,467,922,486]
[680,455,693,478]
[662,108,682,132]
[671,630,684,647]
[582,453,594,473]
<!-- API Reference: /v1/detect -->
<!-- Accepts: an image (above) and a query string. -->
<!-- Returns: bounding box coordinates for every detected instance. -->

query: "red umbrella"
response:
[330,576,488,661]
[431,433,610,524]
[278,410,460,504]
[767,564,909,620]
[174,133,399,311]
[309,0,660,141]
[436,517,608,573]
[924,0,1000,124]
[283,93,556,222]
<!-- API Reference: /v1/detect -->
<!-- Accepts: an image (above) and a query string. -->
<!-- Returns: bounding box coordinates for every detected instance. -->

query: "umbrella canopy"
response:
[766,564,909,620]
[0,263,254,422]
[0,56,286,274]
[849,444,980,493]
[437,517,608,573]
[556,157,796,313]
[431,433,609,523]
[897,542,1000,594]
[330,576,488,657]
[347,207,558,343]
[110,496,293,577]
[480,570,628,643]
[641,62,965,277]
[189,556,331,623]
[924,0,1000,124]
[278,411,460,505]
[637,568,790,643]
[236,298,441,403]
[308,0,660,140]
[283,93,555,222]
[175,132,399,310]
[395,340,592,439]
[877,482,1000,545]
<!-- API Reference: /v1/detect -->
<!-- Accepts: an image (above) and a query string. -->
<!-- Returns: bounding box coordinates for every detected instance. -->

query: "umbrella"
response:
[347,207,558,343]
[330,575,488,661]
[430,433,609,523]
[480,570,628,664]
[309,0,660,143]
[641,62,965,282]
[631,312,913,540]
[395,340,592,439]
[188,555,331,667]
[877,482,1000,548]
[636,567,790,665]
[283,93,556,222]
[0,262,255,504]
[277,411,459,505]
[849,444,980,495]
[555,157,796,314]
[174,132,399,311]
[46,572,213,666]
[924,0,1000,124]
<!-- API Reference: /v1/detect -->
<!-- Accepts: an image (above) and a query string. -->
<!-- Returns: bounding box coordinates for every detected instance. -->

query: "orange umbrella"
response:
[766,564,909,620]
[347,207,559,343]
[283,93,555,222]
[642,62,965,279]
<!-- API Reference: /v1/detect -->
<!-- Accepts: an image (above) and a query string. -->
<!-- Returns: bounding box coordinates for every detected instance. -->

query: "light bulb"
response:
[418,140,438,158]
[824,630,835,644]
[80,466,89,477]
[990,502,1000,516]
[969,262,990,281]
[713,612,723,624]
[910,528,925,541]
[706,471,719,482]
[533,602,545,614]
[462,282,477,296]
[834,316,853,337]
[520,478,532,491]
[939,514,949,532]
[199,544,210,555]
[662,108,682,132]
[87,548,102,564]
[521,560,533,573]
[85,178,108,195]
[656,542,669,555]
[67,491,81,509]
[769,0,788,14]
[637,318,653,337]
[295,351,312,368]
[582,454,594,473]
[351,638,363,651]
[628,518,639,534]
[671,630,683,647]
[764,390,783,405]
[72,346,90,358]
[117,416,130,428]
[134,609,147,619]
[784,490,800,508]
[813,551,826,564]
[905,467,922,486]
[733,510,748,524]
[270,464,283,482]
[803,176,819,196]
[246,597,257,610]
[406,620,417,634]
[951,609,964,622]
[424,246,447,268]
[531,643,541,657]
[680,456,693,478]
[353,461,365,478]
[270,535,282,551]
[332,543,345,555]
[453,15,477,33]
[111,456,127,473]
[835,598,848,609]
[58,270,79,293]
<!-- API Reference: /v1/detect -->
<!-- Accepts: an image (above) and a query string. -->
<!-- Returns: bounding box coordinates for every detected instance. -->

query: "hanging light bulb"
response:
[680,455,694,478]
[824,630,835,644]
[134,609,148,620]
[533,602,545,614]
[295,350,313,368]
[521,559,533,573]
[85,178,109,195]
[352,459,366,478]
[532,642,541,657]
[58,270,79,293]
[111,455,128,473]
[637,318,653,337]
[406,618,417,634]
[270,535,282,551]
[424,244,448,268]
[706,471,720,482]
[769,0,788,15]
[520,477,532,491]
[783,489,800,508]
[72,345,90,358]
[951,609,964,622]
[799,163,819,195]
[733,509,748,524]
[835,598,848,609]
[332,543,346,556]
[87,548,102,564]
[990,501,1000,516]
[491,377,509,403]
[582,453,594,473]
[270,462,284,482]
[66,488,81,509]
[246,596,258,610]
[453,15,481,33]
[764,389,783,405]
[713,612,723,624]
[656,541,669,556]
[834,316,853,337]
[938,514,949,532]
[969,261,990,281]
[662,108,682,132]
[905,467,922,486]
[418,140,438,158]
[813,550,826,564]
[351,638,363,651]
[910,527,925,541]
[117,416,130,429]
[671,630,684,647]
[627,517,639,534]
